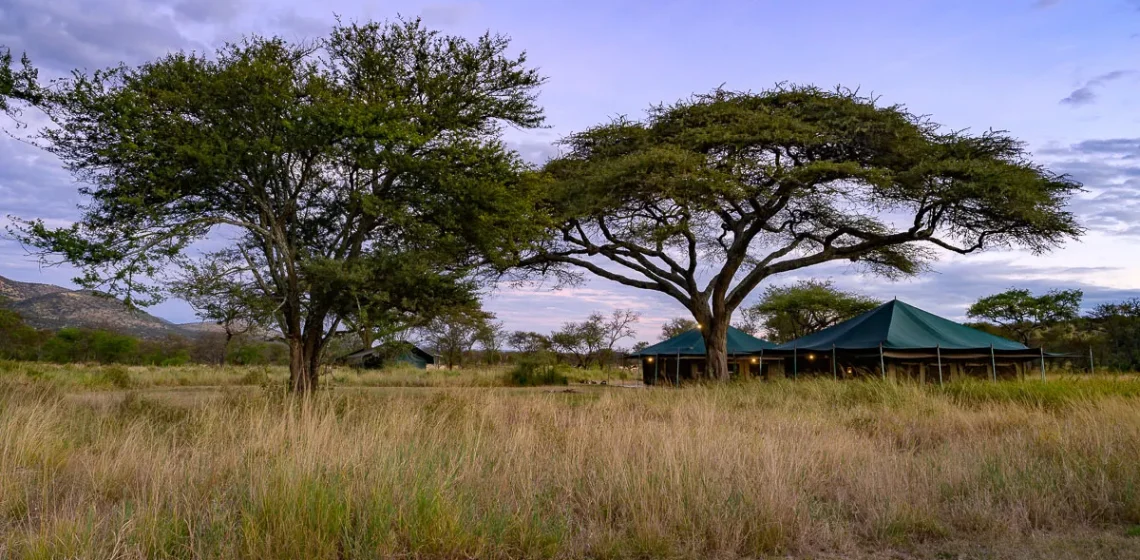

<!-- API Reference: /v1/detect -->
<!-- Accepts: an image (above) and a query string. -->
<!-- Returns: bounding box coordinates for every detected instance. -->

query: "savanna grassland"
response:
[2,362,1140,559]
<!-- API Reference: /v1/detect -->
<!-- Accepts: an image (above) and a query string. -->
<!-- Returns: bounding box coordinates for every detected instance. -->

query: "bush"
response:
[98,365,133,389]
[503,360,570,387]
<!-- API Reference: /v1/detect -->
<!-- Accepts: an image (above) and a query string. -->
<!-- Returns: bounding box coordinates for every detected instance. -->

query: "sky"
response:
[2,0,1140,345]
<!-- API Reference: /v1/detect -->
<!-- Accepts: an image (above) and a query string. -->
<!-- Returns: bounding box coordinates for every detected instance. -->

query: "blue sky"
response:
[2,0,1139,344]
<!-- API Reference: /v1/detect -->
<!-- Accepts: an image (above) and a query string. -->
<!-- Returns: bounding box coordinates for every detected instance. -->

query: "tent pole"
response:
[653,354,659,386]
[831,344,837,381]
[989,344,997,382]
[793,342,798,380]
[759,348,765,379]
[879,343,886,381]
[676,349,681,387]
[1088,347,1094,374]
[1040,347,1046,382]
[936,344,943,387]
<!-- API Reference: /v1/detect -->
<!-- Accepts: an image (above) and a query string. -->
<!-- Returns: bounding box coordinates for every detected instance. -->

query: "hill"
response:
[0,275,187,339]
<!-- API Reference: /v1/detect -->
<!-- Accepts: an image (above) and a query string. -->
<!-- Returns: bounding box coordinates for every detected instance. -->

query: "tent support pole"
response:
[1089,347,1094,374]
[936,345,943,387]
[759,348,764,379]
[793,342,798,380]
[653,354,659,386]
[989,344,997,382]
[879,343,886,381]
[1040,347,1046,382]
[831,344,837,381]
[676,349,681,387]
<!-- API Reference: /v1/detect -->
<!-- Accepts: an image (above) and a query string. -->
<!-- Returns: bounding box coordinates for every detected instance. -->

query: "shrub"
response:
[503,360,570,387]
[98,365,133,388]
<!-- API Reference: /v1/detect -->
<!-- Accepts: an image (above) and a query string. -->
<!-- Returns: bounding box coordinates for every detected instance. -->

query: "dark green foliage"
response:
[503,360,570,387]
[19,18,546,391]
[967,288,1083,344]
[0,306,50,360]
[519,85,1083,380]
[737,280,879,342]
[1087,299,1140,372]
[41,328,139,364]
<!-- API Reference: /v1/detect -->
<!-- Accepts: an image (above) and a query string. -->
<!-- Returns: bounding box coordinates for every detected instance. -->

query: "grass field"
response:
[2,363,1140,559]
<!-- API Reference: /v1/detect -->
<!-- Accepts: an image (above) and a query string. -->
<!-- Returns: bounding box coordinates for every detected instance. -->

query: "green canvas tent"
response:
[630,327,778,385]
[774,299,1027,352]
[631,326,778,356]
[771,300,1050,382]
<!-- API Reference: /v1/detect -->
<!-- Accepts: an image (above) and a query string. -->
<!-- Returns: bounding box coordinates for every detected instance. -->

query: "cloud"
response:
[172,0,244,24]
[506,138,560,166]
[1060,70,1135,107]
[1034,0,1063,7]
[1039,137,1140,237]
[419,2,481,26]
[0,0,211,72]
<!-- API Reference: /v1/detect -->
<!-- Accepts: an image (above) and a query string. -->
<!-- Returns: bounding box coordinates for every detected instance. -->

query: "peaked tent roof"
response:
[631,326,778,356]
[775,300,1029,352]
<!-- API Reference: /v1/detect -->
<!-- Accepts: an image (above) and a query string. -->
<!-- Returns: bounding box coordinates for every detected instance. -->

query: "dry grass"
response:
[0,360,634,390]
[2,365,1140,558]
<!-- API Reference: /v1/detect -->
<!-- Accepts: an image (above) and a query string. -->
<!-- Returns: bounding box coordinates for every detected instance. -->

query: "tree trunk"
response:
[221,331,233,367]
[288,334,313,393]
[702,318,731,381]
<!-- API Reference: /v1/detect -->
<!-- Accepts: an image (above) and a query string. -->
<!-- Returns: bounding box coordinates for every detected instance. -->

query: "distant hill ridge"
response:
[0,275,191,339]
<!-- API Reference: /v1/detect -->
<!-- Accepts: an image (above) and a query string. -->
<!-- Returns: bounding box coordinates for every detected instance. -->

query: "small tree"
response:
[170,255,268,365]
[1087,299,1140,371]
[598,308,640,366]
[509,331,552,356]
[551,317,605,368]
[967,288,1082,345]
[659,317,698,341]
[421,308,492,369]
[738,280,879,342]
[477,319,508,365]
[517,86,1082,380]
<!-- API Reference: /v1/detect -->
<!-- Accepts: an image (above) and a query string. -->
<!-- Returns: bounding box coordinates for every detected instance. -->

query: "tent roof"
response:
[631,326,778,356]
[775,300,1029,352]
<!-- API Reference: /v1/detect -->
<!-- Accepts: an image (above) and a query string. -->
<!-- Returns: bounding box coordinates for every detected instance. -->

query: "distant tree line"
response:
[0,305,288,366]
[506,309,641,370]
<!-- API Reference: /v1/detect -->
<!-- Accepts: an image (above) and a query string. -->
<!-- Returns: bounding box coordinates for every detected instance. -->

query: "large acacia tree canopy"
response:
[17,19,546,390]
[524,87,1082,315]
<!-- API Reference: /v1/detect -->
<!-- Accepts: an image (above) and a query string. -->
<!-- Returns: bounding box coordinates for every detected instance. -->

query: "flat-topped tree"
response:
[17,19,545,392]
[519,86,1082,381]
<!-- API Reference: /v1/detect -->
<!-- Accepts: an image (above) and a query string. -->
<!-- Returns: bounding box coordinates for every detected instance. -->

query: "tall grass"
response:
[2,372,1140,558]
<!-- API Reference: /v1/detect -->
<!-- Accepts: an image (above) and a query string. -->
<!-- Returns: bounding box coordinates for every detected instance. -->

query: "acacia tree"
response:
[737,280,879,342]
[599,308,639,366]
[967,288,1082,345]
[477,319,508,365]
[551,317,605,368]
[19,20,545,392]
[519,87,1082,380]
[421,308,492,369]
[170,253,268,365]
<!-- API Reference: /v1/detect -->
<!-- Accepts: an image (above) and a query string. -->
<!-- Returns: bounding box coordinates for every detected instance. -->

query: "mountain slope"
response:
[0,275,187,339]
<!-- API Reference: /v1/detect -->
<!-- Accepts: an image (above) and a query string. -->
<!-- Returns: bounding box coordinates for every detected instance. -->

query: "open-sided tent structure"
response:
[629,327,778,385]
[770,300,1050,382]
